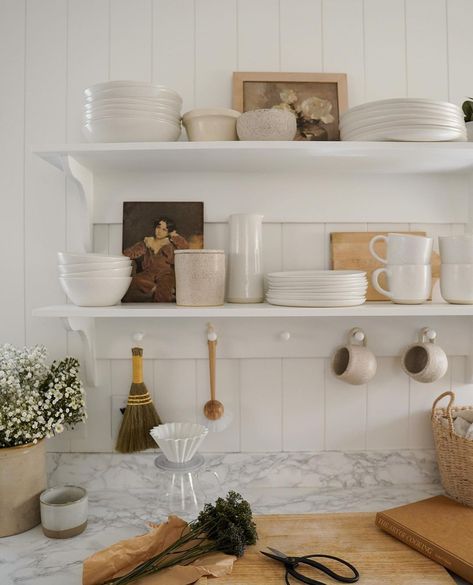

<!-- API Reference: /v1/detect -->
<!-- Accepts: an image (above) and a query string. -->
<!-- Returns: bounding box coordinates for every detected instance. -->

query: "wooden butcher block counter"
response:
[198,513,454,584]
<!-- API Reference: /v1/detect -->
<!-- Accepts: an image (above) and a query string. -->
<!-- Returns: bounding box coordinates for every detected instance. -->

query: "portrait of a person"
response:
[123,216,189,302]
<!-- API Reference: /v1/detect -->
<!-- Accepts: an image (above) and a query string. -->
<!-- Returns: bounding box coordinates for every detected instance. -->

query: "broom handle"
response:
[208,338,217,402]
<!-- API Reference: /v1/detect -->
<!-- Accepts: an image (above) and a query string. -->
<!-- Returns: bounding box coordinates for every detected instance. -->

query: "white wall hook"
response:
[207,323,217,342]
[280,331,291,341]
[423,328,437,341]
[352,329,365,343]
[132,332,145,343]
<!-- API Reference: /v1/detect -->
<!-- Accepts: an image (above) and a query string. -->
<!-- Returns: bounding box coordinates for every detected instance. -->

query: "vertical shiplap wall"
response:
[2,0,473,453]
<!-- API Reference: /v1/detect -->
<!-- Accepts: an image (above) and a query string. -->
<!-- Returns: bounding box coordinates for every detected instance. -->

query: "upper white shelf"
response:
[34,141,473,175]
[33,301,473,318]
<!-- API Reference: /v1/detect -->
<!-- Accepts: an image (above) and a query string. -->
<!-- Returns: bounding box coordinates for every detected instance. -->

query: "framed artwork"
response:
[233,72,348,141]
[122,202,204,303]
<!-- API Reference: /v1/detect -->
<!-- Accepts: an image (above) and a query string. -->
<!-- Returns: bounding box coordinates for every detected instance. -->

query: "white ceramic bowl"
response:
[84,110,180,124]
[85,81,182,101]
[84,96,182,111]
[84,103,181,117]
[236,109,297,141]
[439,236,473,264]
[440,264,473,304]
[60,266,132,278]
[182,108,240,141]
[58,252,129,265]
[150,422,208,463]
[83,117,181,143]
[58,260,131,274]
[59,276,132,307]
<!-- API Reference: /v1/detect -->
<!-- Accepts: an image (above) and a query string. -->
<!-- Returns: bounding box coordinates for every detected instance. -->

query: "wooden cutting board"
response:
[201,513,454,584]
[330,232,441,301]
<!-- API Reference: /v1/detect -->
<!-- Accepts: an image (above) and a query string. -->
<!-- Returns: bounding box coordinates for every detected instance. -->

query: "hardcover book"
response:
[376,495,473,583]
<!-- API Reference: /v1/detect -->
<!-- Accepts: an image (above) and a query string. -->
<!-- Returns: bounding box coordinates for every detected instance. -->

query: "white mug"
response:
[439,236,473,264]
[440,264,473,304]
[40,485,88,539]
[372,264,432,304]
[369,233,433,265]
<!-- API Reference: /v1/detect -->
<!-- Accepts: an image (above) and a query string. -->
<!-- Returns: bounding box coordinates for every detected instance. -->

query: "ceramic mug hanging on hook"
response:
[331,328,377,385]
[400,327,448,383]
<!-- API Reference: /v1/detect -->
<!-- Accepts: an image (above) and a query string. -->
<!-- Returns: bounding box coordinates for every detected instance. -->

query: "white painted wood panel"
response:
[406,0,448,100]
[0,0,25,345]
[282,224,325,271]
[364,0,406,101]
[196,358,240,451]
[153,0,195,113]
[322,0,364,106]
[195,0,237,108]
[240,359,282,451]
[366,357,409,449]
[110,0,153,81]
[154,359,197,423]
[237,0,279,71]
[93,225,110,255]
[24,0,67,355]
[282,358,325,451]
[447,0,473,105]
[280,0,322,72]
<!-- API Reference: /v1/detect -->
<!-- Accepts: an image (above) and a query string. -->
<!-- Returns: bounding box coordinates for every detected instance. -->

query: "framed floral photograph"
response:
[233,72,348,141]
[122,202,204,303]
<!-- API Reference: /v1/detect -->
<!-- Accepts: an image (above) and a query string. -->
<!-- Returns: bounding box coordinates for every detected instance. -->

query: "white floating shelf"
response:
[33,301,473,318]
[34,141,473,175]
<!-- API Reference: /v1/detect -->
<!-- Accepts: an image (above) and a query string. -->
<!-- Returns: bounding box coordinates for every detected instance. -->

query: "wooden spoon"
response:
[203,324,224,421]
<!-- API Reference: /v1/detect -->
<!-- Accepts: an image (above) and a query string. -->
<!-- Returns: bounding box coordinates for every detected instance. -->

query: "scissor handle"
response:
[299,554,359,583]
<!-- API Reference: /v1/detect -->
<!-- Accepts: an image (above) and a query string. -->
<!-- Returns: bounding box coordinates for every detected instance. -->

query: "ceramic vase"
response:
[466,121,473,141]
[227,214,264,303]
[0,440,47,536]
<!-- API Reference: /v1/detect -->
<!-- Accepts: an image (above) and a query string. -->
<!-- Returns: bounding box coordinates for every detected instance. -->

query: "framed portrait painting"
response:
[122,202,204,303]
[233,72,348,141]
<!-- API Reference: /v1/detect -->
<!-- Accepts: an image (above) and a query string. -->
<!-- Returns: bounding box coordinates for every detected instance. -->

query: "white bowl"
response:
[58,260,131,274]
[60,266,132,278]
[182,108,240,141]
[85,81,182,100]
[58,252,129,265]
[83,117,181,143]
[84,96,182,111]
[237,109,297,141]
[84,110,180,124]
[150,422,208,463]
[84,103,181,117]
[440,264,473,304]
[85,86,183,103]
[59,276,132,307]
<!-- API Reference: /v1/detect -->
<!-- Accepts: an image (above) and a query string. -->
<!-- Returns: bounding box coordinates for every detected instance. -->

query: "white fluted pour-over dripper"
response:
[150,422,208,463]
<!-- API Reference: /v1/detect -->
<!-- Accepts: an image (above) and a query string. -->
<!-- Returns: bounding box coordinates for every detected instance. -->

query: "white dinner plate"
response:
[342,126,466,142]
[267,270,366,278]
[266,298,366,307]
[341,98,461,116]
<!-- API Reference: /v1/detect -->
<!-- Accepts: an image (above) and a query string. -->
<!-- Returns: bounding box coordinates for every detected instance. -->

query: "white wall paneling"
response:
[4,0,473,453]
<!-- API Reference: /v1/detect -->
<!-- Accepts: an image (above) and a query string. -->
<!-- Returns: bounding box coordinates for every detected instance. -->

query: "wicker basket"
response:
[432,390,473,507]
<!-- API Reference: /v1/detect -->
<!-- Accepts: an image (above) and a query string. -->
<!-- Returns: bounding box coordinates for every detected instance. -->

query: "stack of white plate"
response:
[58,252,132,306]
[83,81,182,142]
[265,270,368,307]
[340,98,466,142]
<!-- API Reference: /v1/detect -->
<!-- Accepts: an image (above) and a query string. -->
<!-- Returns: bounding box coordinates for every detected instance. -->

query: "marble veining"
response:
[3,450,466,585]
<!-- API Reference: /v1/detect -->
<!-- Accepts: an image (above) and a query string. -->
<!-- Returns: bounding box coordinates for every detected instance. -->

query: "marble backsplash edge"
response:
[48,450,440,492]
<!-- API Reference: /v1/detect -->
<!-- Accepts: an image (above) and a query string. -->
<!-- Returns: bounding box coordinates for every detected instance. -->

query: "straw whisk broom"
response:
[116,346,161,453]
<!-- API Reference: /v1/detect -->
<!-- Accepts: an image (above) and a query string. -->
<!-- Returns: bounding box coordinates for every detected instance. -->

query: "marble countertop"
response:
[0,451,469,585]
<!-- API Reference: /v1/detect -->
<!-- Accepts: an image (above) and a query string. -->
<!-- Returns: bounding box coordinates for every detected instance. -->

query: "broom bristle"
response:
[115,379,162,453]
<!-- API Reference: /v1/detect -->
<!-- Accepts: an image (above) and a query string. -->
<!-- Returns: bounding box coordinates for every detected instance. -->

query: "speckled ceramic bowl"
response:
[236,108,297,141]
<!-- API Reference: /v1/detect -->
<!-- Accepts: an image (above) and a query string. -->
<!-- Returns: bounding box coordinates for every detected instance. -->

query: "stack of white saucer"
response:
[83,81,182,142]
[265,270,368,307]
[340,98,466,142]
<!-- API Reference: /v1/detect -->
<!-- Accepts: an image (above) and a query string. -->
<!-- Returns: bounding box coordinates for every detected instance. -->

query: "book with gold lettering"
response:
[376,495,473,583]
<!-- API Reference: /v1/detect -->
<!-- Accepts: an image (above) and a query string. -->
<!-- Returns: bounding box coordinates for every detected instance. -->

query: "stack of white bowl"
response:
[58,252,132,307]
[265,270,368,307]
[83,81,182,142]
[340,98,466,142]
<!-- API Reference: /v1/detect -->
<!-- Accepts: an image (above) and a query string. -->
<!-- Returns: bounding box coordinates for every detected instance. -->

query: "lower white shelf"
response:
[33,301,473,318]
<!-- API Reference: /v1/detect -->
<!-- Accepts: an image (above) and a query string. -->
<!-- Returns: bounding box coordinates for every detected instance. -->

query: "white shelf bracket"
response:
[61,316,97,387]
[61,155,94,253]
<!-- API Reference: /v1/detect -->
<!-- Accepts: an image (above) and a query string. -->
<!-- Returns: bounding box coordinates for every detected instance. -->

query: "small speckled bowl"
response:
[236,108,297,141]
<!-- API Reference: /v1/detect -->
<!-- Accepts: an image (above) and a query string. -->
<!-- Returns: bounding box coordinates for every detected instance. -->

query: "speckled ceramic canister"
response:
[331,328,377,385]
[175,250,225,306]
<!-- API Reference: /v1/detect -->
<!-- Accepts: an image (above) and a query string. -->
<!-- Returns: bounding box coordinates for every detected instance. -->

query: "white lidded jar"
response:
[175,249,225,306]
[227,214,264,303]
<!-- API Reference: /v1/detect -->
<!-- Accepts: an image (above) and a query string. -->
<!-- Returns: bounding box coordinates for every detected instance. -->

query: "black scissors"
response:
[261,547,360,585]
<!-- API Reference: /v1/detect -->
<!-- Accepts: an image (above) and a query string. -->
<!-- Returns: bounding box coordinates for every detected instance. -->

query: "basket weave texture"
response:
[432,390,473,507]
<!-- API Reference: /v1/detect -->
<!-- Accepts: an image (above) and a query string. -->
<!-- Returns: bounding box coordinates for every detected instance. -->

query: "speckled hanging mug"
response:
[331,328,377,385]
[401,328,448,383]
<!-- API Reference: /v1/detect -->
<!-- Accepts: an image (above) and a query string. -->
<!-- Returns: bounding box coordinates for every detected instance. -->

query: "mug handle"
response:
[372,267,392,299]
[369,235,388,264]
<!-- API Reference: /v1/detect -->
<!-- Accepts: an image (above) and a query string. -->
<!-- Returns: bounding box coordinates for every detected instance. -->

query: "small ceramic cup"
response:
[369,233,433,265]
[372,264,431,304]
[40,485,88,539]
[400,328,448,383]
[439,235,473,264]
[331,328,377,385]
